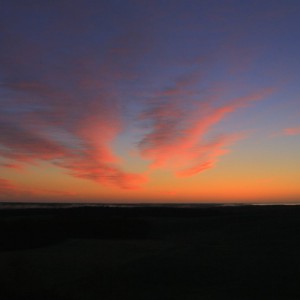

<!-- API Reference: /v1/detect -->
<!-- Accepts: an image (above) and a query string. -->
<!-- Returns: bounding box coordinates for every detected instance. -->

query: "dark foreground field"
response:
[1,205,300,300]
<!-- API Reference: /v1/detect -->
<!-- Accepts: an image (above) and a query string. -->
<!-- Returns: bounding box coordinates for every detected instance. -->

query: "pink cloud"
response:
[0,118,146,189]
[55,146,147,190]
[176,134,241,177]
[283,127,300,136]
[138,88,273,176]
[0,3,277,192]
[0,14,151,190]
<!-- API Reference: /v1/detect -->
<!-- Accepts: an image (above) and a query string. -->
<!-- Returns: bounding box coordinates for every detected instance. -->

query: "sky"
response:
[0,0,299,203]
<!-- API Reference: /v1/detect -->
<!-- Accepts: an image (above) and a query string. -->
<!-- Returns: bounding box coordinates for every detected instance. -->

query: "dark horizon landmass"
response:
[1,204,300,299]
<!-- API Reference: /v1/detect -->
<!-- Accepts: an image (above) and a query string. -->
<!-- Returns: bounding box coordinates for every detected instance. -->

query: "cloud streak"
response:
[283,127,300,136]
[138,88,273,176]
[0,178,81,200]
[0,178,17,196]
[0,3,149,190]
[0,1,277,194]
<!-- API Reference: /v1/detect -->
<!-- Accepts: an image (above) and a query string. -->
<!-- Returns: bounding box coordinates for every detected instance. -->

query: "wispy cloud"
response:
[0,3,149,190]
[175,134,242,177]
[0,1,277,192]
[0,178,80,200]
[138,88,273,176]
[0,178,17,196]
[283,127,300,136]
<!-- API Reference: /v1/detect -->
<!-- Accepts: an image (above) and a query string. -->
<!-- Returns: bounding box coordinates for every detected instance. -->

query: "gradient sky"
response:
[0,0,299,203]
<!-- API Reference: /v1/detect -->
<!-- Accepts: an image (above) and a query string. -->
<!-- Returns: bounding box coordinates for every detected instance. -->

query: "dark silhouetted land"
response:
[1,204,300,299]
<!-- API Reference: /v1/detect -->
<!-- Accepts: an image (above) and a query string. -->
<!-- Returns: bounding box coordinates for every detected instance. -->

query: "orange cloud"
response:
[0,178,16,191]
[0,178,28,198]
[0,178,83,200]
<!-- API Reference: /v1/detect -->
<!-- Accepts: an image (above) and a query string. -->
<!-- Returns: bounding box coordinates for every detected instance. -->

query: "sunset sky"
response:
[0,0,299,203]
